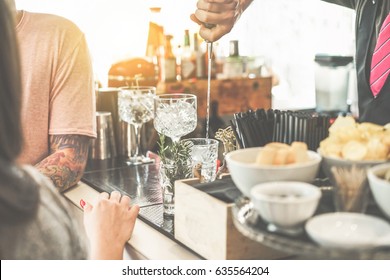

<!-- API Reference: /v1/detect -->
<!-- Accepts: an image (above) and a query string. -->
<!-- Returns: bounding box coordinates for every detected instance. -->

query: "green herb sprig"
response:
[157,134,193,192]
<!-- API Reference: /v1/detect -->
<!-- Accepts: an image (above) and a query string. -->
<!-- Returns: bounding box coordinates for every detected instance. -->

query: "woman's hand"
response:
[191,0,251,42]
[83,191,140,260]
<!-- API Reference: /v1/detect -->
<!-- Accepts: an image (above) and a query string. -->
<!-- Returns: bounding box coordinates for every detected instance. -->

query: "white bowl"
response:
[250,181,321,230]
[367,163,390,219]
[306,213,390,249]
[225,147,322,197]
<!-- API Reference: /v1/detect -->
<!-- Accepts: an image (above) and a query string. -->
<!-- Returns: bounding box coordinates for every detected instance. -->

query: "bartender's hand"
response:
[191,0,253,42]
[83,191,140,260]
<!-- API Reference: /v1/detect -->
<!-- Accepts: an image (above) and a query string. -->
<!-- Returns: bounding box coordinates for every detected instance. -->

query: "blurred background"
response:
[15,0,355,110]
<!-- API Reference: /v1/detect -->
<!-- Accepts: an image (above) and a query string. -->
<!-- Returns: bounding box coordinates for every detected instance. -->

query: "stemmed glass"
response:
[118,86,156,164]
[154,93,197,216]
[153,93,197,143]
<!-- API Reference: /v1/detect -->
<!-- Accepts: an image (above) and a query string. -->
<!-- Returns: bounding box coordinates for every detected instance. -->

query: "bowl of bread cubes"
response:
[318,116,390,181]
[225,141,322,197]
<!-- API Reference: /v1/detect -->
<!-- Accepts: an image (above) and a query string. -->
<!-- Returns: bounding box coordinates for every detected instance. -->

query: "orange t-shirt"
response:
[16,11,97,165]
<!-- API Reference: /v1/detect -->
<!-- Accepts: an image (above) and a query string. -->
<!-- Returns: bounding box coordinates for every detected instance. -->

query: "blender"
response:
[314,54,354,116]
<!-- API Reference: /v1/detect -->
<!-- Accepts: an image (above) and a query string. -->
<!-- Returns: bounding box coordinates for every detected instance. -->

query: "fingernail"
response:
[80,199,86,209]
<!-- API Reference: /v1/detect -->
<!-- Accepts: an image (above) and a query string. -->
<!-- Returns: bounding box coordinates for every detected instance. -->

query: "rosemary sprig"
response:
[158,134,192,165]
[157,134,193,192]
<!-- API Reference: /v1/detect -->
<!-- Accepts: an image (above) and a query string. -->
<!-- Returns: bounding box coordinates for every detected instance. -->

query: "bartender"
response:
[192,0,390,125]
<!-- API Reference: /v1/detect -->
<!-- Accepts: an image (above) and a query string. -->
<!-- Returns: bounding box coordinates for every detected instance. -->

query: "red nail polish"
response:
[80,199,86,209]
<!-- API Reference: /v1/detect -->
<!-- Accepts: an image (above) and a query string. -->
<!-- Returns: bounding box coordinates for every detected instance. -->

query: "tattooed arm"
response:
[35,135,91,193]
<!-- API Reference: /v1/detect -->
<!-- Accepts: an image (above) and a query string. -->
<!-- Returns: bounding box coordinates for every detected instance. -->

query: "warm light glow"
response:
[15,0,199,86]
[15,0,355,110]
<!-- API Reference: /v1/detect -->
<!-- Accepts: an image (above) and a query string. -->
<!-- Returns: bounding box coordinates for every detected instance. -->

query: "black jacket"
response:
[323,0,390,125]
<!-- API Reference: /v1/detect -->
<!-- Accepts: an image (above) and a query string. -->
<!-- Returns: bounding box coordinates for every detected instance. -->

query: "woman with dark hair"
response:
[0,0,139,260]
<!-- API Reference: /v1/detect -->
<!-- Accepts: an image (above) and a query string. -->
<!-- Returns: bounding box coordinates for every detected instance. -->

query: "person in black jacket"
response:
[192,0,390,125]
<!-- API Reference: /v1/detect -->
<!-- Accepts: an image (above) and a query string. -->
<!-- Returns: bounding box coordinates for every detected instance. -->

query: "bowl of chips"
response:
[318,116,390,180]
[225,142,322,197]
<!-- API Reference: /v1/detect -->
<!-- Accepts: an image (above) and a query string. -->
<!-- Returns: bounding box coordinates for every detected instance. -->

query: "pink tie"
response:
[370,13,390,97]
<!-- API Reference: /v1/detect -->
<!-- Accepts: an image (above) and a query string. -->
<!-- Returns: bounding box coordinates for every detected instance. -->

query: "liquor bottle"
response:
[194,33,206,79]
[180,30,196,80]
[229,40,240,57]
[224,40,244,78]
[163,34,177,82]
[145,7,164,81]
[146,7,164,58]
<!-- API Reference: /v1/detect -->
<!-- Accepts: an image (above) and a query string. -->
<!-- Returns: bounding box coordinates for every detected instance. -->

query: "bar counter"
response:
[63,157,390,260]
[63,158,202,260]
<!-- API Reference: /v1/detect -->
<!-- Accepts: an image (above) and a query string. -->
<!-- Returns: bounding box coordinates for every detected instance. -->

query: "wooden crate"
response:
[174,178,290,260]
[158,77,272,118]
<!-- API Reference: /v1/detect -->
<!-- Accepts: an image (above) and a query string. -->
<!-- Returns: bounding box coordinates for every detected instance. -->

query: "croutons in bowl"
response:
[225,142,321,197]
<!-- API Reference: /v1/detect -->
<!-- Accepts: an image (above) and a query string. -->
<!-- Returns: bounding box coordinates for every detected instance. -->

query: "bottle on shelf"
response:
[180,29,196,80]
[145,7,164,81]
[194,33,206,79]
[162,34,177,82]
[223,40,244,79]
[229,40,240,57]
[175,43,182,81]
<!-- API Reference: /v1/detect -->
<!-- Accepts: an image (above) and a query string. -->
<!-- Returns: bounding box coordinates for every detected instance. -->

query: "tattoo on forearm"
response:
[35,135,91,192]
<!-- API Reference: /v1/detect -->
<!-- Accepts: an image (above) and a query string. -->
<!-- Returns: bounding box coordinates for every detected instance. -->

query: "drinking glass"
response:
[153,93,197,143]
[118,86,156,164]
[184,138,219,183]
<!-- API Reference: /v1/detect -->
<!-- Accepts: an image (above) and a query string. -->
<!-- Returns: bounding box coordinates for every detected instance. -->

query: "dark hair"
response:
[0,0,22,160]
[0,0,39,223]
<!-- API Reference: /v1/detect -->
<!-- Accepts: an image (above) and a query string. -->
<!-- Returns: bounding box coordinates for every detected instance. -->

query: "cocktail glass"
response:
[118,86,156,164]
[153,93,197,143]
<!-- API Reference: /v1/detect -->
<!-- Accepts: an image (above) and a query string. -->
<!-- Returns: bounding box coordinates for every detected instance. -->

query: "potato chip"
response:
[319,137,343,158]
[365,138,388,160]
[332,126,361,143]
[382,135,390,146]
[320,116,390,161]
[341,140,367,161]
[358,122,385,141]
[328,115,356,134]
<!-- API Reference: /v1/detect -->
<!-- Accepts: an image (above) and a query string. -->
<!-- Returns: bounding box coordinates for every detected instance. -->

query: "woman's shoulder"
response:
[0,165,88,260]
[21,165,83,232]
[22,165,70,207]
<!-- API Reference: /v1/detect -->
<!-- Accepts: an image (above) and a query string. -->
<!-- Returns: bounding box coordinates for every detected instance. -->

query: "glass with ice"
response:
[153,93,197,143]
[118,86,156,164]
[183,138,219,183]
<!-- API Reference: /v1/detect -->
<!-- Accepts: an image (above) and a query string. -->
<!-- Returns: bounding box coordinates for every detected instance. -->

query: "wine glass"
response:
[118,86,156,164]
[153,93,197,143]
